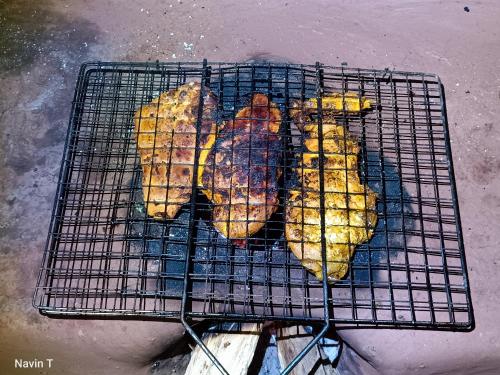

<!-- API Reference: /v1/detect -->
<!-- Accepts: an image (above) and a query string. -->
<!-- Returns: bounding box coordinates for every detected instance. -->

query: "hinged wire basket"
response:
[34,60,473,374]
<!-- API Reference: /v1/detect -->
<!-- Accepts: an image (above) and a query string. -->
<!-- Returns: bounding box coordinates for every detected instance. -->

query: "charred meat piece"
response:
[134,82,217,219]
[200,93,282,245]
[286,96,377,282]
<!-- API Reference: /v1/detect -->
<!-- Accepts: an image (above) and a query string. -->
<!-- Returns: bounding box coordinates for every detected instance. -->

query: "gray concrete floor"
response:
[1,0,499,374]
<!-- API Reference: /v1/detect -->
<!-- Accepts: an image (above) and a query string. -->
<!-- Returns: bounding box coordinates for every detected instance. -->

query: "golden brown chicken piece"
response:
[200,93,282,245]
[286,96,377,282]
[289,92,371,131]
[134,82,217,219]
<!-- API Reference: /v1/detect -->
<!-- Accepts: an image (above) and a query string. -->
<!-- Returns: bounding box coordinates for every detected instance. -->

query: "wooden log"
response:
[276,326,339,375]
[185,323,261,375]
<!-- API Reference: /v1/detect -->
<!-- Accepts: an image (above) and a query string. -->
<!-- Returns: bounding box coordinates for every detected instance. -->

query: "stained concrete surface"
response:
[0,0,499,374]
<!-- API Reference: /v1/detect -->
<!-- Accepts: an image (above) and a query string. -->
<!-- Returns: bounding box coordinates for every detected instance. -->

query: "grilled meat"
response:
[289,92,371,130]
[200,93,282,245]
[134,82,217,219]
[286,95,377,282]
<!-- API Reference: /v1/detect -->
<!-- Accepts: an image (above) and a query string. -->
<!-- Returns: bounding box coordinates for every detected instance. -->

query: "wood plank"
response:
[276,326,339,375]
[185,323,261,375]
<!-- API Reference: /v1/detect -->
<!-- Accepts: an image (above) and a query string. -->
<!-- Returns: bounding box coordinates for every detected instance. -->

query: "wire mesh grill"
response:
[34,61,473,329]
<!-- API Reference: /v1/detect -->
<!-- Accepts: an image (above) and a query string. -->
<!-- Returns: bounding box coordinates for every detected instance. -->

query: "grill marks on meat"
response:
[286,96,377,282]
[200,93,282,245]
[134,84,375,269]
[134,82,217,219]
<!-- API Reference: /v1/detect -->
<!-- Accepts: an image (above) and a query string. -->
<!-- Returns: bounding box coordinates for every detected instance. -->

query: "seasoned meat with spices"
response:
[289,92,371,130]
[200,93,282,245]
[134,82,217,219]
[286,95,377,282]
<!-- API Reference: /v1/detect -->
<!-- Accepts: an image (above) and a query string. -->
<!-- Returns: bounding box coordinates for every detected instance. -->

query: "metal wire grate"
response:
[34,61,473,330]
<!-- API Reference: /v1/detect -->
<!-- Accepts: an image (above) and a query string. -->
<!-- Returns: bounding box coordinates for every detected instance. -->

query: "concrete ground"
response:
[1,0,499,374]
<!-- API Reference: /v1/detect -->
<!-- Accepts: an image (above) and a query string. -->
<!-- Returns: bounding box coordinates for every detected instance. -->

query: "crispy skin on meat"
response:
[200,93,282,244]
[289,92,371,131]
[134,82,217,219]
[286,96,377,282]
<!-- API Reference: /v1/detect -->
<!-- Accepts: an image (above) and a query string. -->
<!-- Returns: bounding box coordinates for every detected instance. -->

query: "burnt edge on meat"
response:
[200,93,282,246]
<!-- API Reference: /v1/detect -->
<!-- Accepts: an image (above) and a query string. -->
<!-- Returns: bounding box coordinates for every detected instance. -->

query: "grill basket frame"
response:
[34,60,473,332]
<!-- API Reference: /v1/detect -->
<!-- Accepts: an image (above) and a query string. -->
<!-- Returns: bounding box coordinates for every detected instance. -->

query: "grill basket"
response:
[34,60,473,373]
